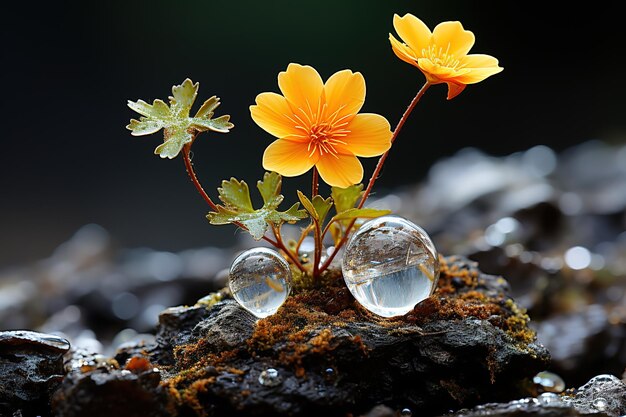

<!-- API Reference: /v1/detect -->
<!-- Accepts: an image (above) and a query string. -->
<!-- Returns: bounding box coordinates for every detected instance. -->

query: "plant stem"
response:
[312,166,319,197]
[317,81,431,274]
[357,81,431,209]
[271,224,307,273]
[181,143,281,249]
[182,144,219,212]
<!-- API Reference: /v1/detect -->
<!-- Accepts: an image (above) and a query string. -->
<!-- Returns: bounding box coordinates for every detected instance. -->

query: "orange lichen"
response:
[162,256,538,413]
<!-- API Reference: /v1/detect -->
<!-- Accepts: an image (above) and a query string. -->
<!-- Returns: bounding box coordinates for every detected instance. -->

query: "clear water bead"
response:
[229,247,292,319]
[341,215,439,317]
[258,368,282,386]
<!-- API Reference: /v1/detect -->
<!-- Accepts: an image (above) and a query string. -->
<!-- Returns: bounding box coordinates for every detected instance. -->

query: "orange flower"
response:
[250,63,392,188]
[389,13,503,99]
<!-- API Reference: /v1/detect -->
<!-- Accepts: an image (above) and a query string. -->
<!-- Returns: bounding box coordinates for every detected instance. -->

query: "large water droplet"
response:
[341,215,439,317]
[229,247,292,318]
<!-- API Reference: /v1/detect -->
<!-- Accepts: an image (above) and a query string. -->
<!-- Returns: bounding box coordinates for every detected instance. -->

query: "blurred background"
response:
[2,0,625,267]
[2,0,626,390]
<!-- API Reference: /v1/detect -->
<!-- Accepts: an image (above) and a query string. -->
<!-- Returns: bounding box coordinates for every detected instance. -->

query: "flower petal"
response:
[250,92,301,138]
[416,58,469,84]
[392,13,431,54]
[389,34,420,67]
[278,63,324,112]
[316,153,364,188]
[432,21,475,58]
[262,139,317,177]
[455,66,504,84]
[323,69,365,121]
[455,54,504,84]
[446,82,466,100]
[338,114,392,157]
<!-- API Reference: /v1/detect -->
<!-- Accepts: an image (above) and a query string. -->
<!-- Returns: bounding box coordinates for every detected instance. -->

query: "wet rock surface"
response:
[448,373,626,417]
[49,256,549,417]
[2,140,626,416]
[0,330,70,416]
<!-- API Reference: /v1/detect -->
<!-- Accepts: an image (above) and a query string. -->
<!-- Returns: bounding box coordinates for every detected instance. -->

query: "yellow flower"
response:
[250,63,392,188]
[389,13,503,99]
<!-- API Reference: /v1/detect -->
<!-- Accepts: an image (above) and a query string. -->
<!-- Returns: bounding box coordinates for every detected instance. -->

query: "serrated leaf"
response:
[127,118,165,136]
[154,128,194,159]
[267,203,308,223]
[208,176,307,240]
[127,79,233,158]
[169,78,198,117]
[257,172,283,209]
[217,178,253,212]
[312,196,333,224]
[195,96,220,118]
[331,208,391,222]
[331,184,364,214]
[191,115,234,133]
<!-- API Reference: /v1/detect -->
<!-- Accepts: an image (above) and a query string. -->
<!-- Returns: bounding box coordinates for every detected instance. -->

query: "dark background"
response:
[2,1,625,268]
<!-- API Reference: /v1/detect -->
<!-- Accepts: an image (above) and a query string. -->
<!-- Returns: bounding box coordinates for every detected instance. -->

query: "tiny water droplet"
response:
[229,248,292,318]
[592,398,608,411]
[400,408,412,417]
[258,368,282,387]
[533,371,566,393]
[341,216,439,317]
[538,392,562,405]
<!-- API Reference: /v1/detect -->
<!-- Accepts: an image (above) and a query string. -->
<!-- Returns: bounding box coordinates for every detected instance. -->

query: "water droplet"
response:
[533,371,566,393]
[229,248,292,318]
[538,392,562,405]
[258,368,282,387]
[592,398,608,411]
[341,216,439,317]
[400,408,412,417]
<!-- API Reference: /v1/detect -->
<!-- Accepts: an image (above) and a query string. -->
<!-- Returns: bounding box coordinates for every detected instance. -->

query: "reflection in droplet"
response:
[342,216,439,318]
[533,371,565,393]
[258,368,282,387]
[229,248,292,318]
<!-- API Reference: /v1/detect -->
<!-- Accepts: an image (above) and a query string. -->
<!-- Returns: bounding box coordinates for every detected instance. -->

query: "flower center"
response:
[421,44,463,70]
[288,102,352,158]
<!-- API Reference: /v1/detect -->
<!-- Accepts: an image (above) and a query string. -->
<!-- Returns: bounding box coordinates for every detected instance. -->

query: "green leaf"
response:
[126,78,234,158]
[331,184,364,214]
[257,171,283,209]
[208,175,307,240]
[331,208,391,222]
[217,178,254,212]
[297,191,317,220]
[155,128,194,159]
[169,78,198,117]
[195,96,220,118]
[312,195,333,224]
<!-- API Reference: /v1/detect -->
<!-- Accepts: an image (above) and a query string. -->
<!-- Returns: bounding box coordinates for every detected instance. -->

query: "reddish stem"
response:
[312,166,319,197]
[181,143,280,248]
[317,81,431,274]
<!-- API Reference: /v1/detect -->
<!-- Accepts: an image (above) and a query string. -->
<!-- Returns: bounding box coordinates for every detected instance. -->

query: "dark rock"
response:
[160,256,550,416]
[50,353,172,417]
[447,373,626,417]
[0,330,70,416]
[190,300,257,354]
[151,304,214,365]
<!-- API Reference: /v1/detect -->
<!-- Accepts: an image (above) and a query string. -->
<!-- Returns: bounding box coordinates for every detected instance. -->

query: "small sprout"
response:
[127,78,234,159]
[126,13,502,287]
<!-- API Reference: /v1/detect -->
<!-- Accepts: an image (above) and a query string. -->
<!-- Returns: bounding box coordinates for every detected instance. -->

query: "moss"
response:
[163,255,540,410]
